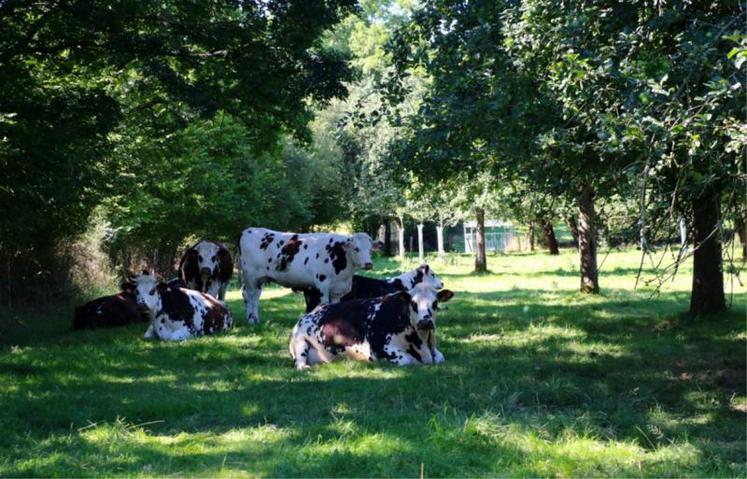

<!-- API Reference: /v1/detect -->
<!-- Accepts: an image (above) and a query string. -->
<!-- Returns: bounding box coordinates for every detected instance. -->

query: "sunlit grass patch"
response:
[0,249,744,477]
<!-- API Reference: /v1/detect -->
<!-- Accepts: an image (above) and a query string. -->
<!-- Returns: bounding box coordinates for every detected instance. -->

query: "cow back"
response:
[303,275,399,312]
[73,292,144,330]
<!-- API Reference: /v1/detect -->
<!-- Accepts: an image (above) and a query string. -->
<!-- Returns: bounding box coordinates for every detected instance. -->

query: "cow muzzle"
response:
[364,262,373,270]
[136,303,150,315]
[200,267,212,277]
[417,319,434,330]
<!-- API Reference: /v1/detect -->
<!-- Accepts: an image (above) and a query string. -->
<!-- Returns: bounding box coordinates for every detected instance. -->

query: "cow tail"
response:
[235,243,243,290]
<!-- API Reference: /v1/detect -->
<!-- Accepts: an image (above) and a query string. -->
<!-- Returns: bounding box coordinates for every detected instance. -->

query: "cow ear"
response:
[372,241,383,251]
[437,290,455,303]
[396,291,411,303]
[157,282,169,293]
[120,281,136,294]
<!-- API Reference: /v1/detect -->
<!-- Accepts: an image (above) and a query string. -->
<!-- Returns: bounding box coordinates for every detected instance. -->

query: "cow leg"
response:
[383,344,416,366]
[157,323,192,341]
[307,346,328,365]
[242,284,262,324]
[218,283,227,301]
[290,335,312,369]
[394,354,418,366]
[143,324,155,339]
[432,349,445,364]
[316,284,332,304]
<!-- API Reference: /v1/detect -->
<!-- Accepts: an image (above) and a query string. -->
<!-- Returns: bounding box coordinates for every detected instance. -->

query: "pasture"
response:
[1,249,745,477]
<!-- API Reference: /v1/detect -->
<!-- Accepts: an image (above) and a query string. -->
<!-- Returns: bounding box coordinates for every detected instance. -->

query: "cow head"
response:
[126,270,162,315]
[187,240,223,283]
[397,283,455,331]
[409,264,444,290]
[345,233,382,270]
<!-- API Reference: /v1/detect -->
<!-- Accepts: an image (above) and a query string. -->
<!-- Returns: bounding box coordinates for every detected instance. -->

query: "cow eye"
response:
[354,247,359,252]
[199,255,203,262]
[149,288,156,296]
[211,255,216,261]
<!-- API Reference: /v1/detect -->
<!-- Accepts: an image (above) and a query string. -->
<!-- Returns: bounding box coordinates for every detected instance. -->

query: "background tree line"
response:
[1,0,744,318]
[384,0,745,315]
[0,0,356,303]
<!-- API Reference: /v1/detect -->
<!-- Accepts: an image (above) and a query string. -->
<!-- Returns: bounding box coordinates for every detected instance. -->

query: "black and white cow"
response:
[289,283,455,369]
[178,240,233,300]
[129,272,233,341]
[300,264,444,313]
[72,282,149,330]
[238,227,382,324]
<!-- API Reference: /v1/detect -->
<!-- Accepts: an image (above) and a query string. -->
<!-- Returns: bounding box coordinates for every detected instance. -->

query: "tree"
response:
[448,173,504,273]
[618,5,745,315]
[0,0,356,301]
[388,0,745,310]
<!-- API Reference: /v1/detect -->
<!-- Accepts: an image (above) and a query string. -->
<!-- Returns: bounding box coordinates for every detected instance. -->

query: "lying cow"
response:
[238,227,382,324]
[72,282,148,330]
[300,264,444,313]
[178,240,233,300]
[289,283,455,369]
[129,271,233,341]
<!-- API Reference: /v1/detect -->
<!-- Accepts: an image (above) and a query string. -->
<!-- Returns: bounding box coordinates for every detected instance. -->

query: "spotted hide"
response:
[289,283,455,369]
[72,282,148,330]
[238,227,382,324]
[129,272,233,341]
[178,240,233,300]
[300,264,444,313]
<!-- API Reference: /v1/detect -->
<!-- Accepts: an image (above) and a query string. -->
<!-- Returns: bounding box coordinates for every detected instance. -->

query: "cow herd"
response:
[73,227,455,368]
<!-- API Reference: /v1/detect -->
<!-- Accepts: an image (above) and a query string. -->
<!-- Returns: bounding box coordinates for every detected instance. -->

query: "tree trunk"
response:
[541,218,560,255]
[578,185,599,293]
[528,220,535,252]
[690,187,725,315]
[566,216,580,250]
[736,215,746,262]
[417,223,425,263]
[384,218,393,257]
[474,207,487,273]
[436,220,445,262]
[397,215,405,259]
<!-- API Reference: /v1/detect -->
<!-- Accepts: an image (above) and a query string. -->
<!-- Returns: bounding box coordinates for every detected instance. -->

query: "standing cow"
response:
[238,227,382,324]
[129,271,233,341]
[178,240,233,300]
[300,264,444,313]
[289,283,455,369]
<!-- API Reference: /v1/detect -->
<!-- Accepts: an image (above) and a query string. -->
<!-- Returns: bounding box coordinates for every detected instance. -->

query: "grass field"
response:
[1,248,745,477]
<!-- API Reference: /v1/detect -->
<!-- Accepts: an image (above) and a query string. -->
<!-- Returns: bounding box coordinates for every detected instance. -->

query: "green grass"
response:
[1,249,745,477]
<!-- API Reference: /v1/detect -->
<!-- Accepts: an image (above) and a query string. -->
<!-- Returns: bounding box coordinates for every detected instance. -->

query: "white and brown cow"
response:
[289,283,455,369]
[300,264,444,313]
[129,272,233,341]
[178,240,233,300]
[238,227,382,324]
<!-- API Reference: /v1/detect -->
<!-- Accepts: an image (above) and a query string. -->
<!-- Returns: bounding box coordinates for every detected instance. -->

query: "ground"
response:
[0,249,745,477]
